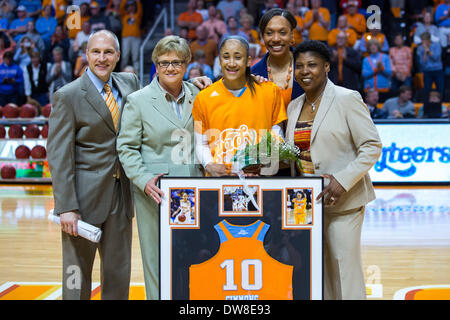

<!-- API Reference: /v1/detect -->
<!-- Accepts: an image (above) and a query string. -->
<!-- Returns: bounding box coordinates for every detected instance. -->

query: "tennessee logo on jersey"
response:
[189,220,293,300]
[211,124,258,163]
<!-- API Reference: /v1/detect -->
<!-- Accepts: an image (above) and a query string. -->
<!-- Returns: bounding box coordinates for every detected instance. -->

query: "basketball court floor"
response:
[0,184,449,300]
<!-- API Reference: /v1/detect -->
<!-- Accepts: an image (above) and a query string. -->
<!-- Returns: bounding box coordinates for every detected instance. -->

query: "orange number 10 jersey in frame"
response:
[189,220,293,300]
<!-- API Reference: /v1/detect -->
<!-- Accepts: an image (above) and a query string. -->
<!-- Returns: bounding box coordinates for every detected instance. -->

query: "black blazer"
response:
[328,46,362,92]
[251,50,304,102]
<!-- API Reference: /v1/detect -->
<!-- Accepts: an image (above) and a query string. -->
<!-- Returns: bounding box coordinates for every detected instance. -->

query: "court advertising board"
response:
[159,177,323,300]
[371,123,450,183]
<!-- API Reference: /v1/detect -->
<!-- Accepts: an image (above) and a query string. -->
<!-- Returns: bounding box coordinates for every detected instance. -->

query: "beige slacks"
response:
[323,206,366,300]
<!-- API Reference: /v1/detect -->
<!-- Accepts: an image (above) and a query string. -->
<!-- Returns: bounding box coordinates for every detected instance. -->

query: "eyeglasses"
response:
[157,60,185,69]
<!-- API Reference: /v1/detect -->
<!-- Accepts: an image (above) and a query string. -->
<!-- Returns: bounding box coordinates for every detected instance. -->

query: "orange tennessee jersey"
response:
[293,197,307,224]
[192,80,286,164]
[293,197,306,215]
[189,220,293,300]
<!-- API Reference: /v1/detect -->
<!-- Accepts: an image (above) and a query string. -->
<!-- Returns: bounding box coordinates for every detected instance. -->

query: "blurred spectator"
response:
[120,0,142,74]
[18,0,42,19]
[389,33,412,94]
[73,41,88,78]
[381,85,415,119]
[187,65,204,79]
[42,0,67,23]
[239,13,262,48]
[247,0,266,21]
[292,0,310,18]
[36,5,57,49]
[303,0,330,43]
[343,0,365,39]
[64,2,90,43]
[417,32,444,99]
[23,20,45,54]
[359,27,389,56]
[328,15,357,48]
[249,43,261,66]
[201,5,227,44]
[178,0,203,41]
[23,50,49,106]
[179,26,190,43]
[72,0,104,7]
[404,0,428,22]
[9,5,33,43]
[286,1,304,46]
[0,12,8,31]
[418,90,446,118]
[221,16,249,43]
[329,31,361,91]
[46,46,71,101]
[0,31,15,64]
[0,0,16,23]
[0,50,24,105]
[190,24,217,67]
[413,11,441,45]
[14,35,38,68]
[185,49,214,80]
[339,0,362,15]
[444,33,450,101]
[105,0,122,35]
[72,21,91,59]
[212,54,222,80]
[164,27,174,37]
[362,39,392,102]
[435,0,450,47]
[89,1,111,32]
[365,88,387,119]
[217,0,244,22]
[50,25,70,61]
[196,0,209,21]
[260,0,279,18]
[106,0,122,17]
[321,0,338,30]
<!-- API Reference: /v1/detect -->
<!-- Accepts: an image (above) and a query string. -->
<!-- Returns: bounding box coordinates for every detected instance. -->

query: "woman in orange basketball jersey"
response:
[193,35,287,177]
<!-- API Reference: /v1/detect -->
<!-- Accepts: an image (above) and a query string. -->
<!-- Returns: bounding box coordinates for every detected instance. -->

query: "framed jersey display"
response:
[159,177,323,300]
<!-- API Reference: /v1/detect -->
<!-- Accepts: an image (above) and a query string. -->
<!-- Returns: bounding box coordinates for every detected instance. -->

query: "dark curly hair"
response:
[293,40,331,63]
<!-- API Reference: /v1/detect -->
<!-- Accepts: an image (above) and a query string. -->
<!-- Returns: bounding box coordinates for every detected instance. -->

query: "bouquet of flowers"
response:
[231,130,303,174]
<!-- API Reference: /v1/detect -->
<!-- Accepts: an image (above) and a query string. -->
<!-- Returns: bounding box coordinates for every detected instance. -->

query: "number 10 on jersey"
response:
[221,259,263,291]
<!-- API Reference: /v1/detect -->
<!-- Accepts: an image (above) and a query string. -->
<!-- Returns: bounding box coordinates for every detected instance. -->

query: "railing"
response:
[138,0,175,87]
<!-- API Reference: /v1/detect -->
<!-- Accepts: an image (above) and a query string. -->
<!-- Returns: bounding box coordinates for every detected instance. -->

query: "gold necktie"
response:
[104,83,119,130]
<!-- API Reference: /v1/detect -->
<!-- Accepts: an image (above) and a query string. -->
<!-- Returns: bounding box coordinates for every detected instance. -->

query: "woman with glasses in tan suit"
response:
[117,36,210,299]
[285,40,382,300]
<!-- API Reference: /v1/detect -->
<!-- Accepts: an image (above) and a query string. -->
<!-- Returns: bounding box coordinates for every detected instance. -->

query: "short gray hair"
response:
[152,35,191,64]
[87,29,120,52]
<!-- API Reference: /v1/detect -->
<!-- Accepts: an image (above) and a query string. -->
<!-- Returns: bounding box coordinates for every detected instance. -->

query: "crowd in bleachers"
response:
[0,0,158,110]
[169,0,450,119]
[0,0,449,119]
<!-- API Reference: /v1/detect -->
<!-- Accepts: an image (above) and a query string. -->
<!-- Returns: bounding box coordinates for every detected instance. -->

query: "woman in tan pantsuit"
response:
[285,40,382,300]
[117,36,210,299]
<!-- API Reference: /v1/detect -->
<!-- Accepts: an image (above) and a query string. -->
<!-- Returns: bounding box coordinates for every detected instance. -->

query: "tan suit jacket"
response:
[47,70,140,299]
[117,77,203,299]
[285,79,382,213]
[48,71,140,224]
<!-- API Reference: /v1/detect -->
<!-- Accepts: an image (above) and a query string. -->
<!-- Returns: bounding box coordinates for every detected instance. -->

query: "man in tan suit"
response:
[47,30,140,300]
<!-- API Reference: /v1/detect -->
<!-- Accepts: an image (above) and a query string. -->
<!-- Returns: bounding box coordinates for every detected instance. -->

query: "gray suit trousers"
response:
[61,180,132,300]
